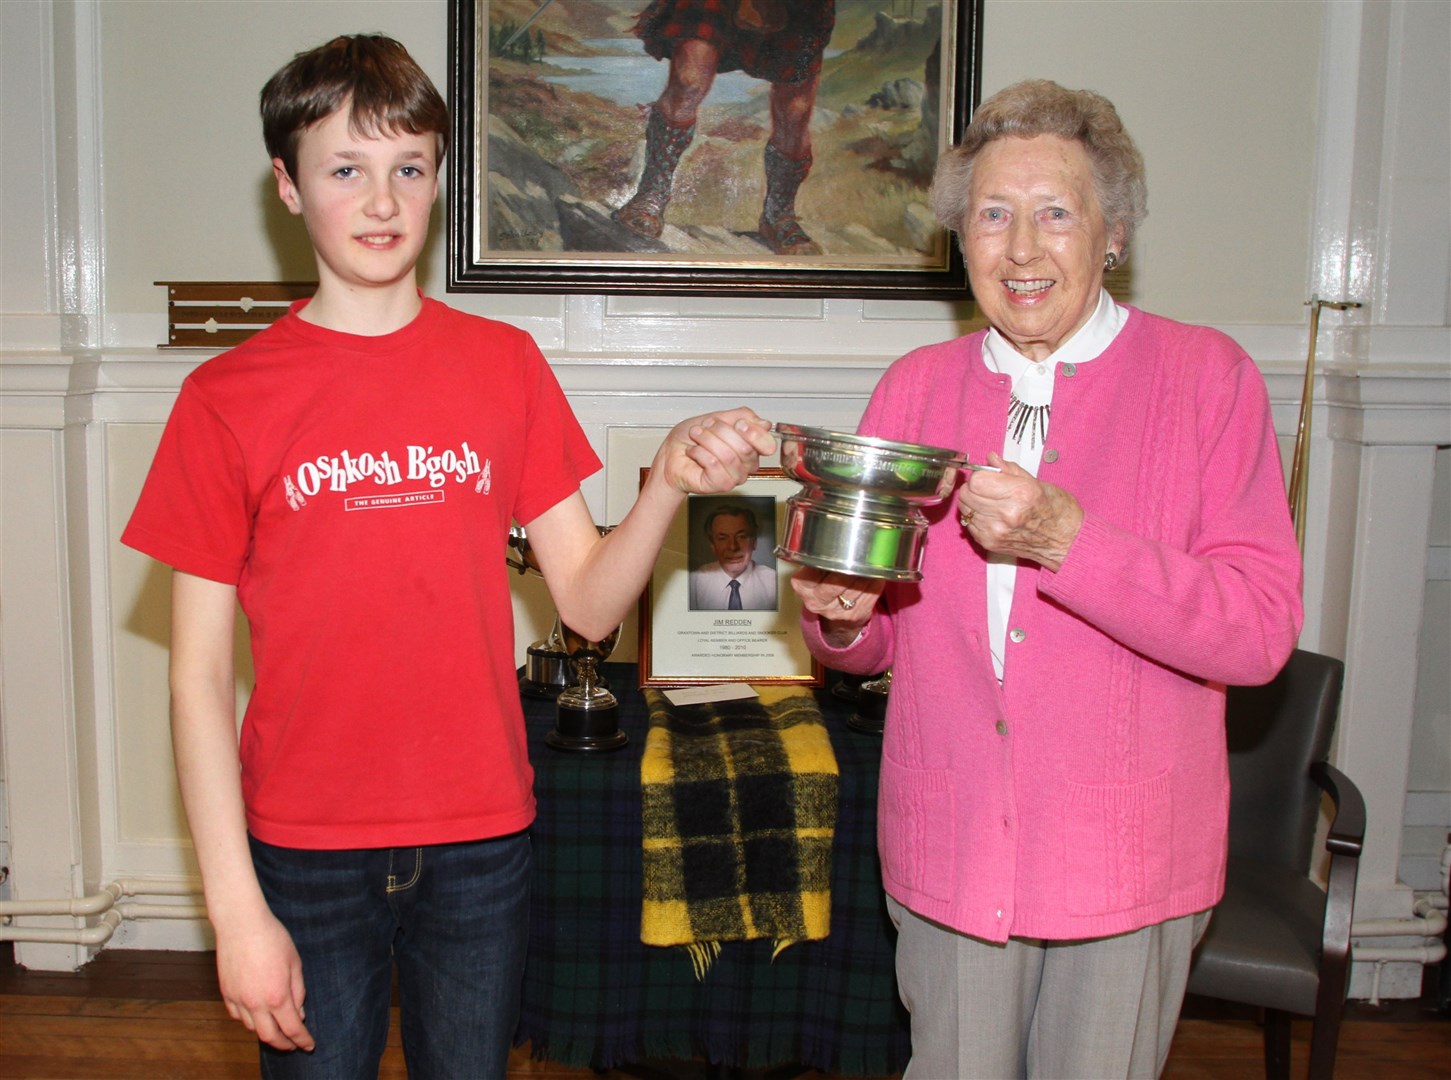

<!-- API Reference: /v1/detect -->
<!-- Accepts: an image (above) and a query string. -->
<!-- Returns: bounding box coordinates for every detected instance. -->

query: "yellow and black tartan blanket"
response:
[640,686,838,977]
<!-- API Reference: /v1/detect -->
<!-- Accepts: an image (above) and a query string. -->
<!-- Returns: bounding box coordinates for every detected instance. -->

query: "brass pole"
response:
[1289,297,1361,554]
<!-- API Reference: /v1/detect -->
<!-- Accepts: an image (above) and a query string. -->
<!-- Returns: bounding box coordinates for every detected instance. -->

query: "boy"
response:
[122,34,773,1079]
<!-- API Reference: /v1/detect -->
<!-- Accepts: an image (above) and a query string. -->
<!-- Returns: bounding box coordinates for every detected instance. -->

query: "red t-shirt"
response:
[122,298,601,849]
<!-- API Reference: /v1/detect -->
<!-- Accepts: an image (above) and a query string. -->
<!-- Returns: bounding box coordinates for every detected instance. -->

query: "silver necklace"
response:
[1007,392,1050,448]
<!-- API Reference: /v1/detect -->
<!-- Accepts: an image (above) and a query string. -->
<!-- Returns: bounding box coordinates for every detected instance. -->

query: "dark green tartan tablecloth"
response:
[516,664,910,1075]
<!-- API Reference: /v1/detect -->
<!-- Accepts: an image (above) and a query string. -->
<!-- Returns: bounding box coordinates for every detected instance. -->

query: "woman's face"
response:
[962,134,1121,361]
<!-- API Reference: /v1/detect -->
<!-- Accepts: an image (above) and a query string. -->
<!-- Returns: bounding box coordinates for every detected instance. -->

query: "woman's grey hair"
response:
[930,79,1147,261]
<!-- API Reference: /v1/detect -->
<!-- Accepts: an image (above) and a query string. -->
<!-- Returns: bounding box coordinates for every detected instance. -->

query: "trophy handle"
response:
[506,525,537,575]
[861,670,892,694]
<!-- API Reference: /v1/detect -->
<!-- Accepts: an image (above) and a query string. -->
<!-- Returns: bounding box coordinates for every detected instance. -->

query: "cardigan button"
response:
[1009,627,1026,643]
[1043,449,1060,464]
[995,720,1008,736]
[1061,362,1077,377]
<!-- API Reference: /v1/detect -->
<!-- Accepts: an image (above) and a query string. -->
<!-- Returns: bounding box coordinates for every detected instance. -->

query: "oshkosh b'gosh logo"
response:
[286,442,489,510]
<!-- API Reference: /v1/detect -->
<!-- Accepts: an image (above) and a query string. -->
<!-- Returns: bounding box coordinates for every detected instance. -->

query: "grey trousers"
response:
[888,895,1212,1080]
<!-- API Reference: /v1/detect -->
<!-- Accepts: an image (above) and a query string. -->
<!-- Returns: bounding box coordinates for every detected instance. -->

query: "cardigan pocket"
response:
[877,759,955,904]
[1060,771,1172,916]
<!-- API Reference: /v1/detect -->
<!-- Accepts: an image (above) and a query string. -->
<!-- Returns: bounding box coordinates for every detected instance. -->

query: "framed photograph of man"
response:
[639,469,820,687]
[687,495,779,612]
[447,0,983,298]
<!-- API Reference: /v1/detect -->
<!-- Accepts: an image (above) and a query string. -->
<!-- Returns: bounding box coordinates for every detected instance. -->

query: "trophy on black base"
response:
[849,669,890,735]
[509,525,615,699]
[547,622,627,752]
[831,670,867,705]
[506,527,571,698]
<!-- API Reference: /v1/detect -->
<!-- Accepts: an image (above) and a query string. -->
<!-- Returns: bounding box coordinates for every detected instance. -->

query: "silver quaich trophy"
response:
[772,423,979,582]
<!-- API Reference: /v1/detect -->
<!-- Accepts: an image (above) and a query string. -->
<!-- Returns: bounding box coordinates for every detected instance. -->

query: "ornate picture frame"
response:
[638,468,821,687]
[447,0,982,298]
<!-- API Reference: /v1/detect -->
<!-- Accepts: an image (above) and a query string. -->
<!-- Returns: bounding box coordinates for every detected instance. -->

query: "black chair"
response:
[1187,649,1366,1080]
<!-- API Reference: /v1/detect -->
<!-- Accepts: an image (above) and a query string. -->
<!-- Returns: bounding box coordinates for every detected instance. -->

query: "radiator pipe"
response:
[1352,943,1449,965]
[0,909,123,947]
[0,879,204,946]
[1351,903,1448,939]
[1348,882,1451,1006]
[1355,942,1450,1007]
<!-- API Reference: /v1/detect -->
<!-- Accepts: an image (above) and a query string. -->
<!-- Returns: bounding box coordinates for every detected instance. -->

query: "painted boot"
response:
[758,142,821,256]
[613,109,695,239]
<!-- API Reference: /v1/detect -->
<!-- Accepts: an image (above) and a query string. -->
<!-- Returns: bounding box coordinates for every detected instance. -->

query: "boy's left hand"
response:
[653,408,776,494]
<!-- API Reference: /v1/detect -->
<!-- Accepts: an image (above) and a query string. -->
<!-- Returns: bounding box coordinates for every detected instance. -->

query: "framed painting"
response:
[638,468,821,688]
[447,0,982,297]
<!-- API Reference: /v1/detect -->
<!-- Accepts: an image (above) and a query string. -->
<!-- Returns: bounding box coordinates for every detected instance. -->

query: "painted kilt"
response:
[633,0,836,85]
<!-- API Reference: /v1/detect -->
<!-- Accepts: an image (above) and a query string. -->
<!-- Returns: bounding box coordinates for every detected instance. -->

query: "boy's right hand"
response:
[216,910,315,1052]
[650,407,776,495]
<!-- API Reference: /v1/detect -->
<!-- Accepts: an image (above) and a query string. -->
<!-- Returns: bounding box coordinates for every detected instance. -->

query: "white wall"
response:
[1404,447,1450,893]
[93,0,1325,337]
[2,0,1448,995]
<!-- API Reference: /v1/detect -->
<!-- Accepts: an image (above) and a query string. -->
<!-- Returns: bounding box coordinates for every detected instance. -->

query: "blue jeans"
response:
[248,831,531,1080]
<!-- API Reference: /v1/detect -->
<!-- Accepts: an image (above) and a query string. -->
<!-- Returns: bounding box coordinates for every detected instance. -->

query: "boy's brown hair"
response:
[261,34,450,181]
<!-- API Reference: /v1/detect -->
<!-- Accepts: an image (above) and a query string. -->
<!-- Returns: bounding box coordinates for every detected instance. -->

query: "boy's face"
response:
[273,106,439,299]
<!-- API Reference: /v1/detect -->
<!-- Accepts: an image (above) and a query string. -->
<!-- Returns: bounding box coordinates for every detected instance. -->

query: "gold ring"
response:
[960,510,974,527]
[837,594,856,610]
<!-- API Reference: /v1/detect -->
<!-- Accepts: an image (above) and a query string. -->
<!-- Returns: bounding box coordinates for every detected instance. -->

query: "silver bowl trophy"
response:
[772,424,982,735]
[546,622,627,753]
[772,423,972,582]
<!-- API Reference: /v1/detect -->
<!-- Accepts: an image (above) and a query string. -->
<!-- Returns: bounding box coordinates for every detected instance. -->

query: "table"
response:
[516,664,910,1075]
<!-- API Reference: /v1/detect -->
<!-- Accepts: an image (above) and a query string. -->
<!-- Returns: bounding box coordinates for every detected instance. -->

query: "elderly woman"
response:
[792,80,1303,1077]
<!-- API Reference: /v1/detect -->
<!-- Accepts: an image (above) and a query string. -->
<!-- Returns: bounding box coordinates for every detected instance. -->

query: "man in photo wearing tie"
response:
[688,501,779,611]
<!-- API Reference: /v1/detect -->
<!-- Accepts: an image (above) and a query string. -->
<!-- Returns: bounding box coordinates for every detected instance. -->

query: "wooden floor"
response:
[0,946,1445,1079]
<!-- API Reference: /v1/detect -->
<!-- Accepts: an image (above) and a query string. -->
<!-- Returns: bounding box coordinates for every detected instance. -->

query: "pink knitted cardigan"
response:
[804,307,1303,942]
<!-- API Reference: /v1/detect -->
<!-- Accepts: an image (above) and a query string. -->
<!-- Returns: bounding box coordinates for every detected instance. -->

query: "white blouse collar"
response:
[982,290,1126,381]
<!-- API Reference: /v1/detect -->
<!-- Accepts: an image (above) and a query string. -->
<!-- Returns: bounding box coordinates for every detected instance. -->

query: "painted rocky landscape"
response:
[481,0,952,261]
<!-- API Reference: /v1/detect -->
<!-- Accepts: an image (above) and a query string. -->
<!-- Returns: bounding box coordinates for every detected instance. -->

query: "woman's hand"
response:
[652,408,776,495]
[957,452,1084,571]
[790,566,885,647]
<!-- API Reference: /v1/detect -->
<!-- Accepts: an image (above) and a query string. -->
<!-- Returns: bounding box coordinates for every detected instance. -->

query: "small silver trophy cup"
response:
[547,622,627,752]
[507,527,572,699]
[508,524,615,699]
